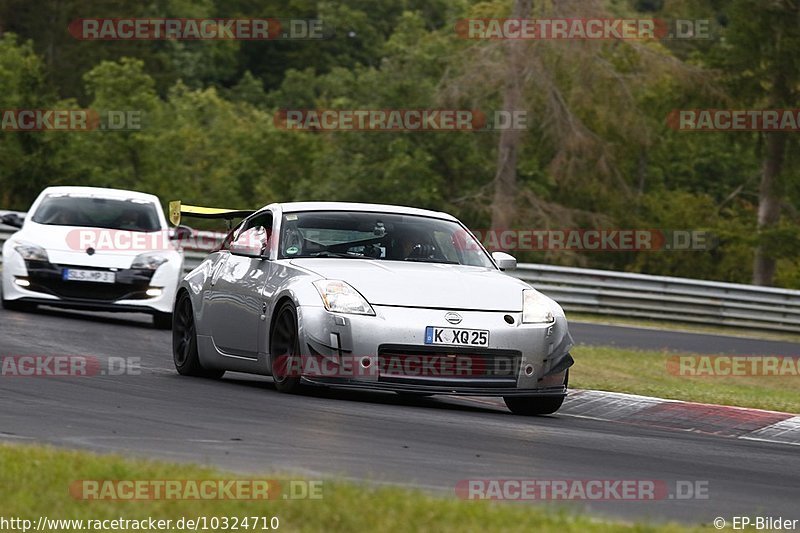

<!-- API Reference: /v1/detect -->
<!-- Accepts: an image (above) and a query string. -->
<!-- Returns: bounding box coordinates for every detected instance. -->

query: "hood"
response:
[291,258,529,311]
[11,223,177,269]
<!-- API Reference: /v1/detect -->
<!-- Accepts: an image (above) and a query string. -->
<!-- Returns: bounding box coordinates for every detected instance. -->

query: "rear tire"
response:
[504,370,568,416]
[172,292,225,379]
[269,301,303,394]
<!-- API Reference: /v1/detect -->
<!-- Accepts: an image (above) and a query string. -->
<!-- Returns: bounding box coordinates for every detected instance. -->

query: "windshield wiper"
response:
[403,258,459,264]
[308,251,376,259]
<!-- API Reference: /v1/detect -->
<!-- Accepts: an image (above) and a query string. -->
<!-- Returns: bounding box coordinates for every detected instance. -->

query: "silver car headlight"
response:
[14,241,49,262]
[522,289,555,324]
[131,252,169,270]
[313,280,375,316]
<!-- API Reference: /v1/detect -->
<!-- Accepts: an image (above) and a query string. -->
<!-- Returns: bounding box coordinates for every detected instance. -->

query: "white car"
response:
[1,186,185,328]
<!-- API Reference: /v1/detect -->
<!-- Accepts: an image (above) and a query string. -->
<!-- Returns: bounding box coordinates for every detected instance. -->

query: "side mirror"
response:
[230,226,269,258]
[170,225,193,241]
[1,213,24,228]
[492,251,517,271]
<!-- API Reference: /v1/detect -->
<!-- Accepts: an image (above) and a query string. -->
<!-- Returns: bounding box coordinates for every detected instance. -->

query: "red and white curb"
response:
[561,390,800,446]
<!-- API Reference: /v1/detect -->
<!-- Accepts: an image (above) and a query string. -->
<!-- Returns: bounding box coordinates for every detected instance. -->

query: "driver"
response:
[396,227,437,260]
[116,209,142,230]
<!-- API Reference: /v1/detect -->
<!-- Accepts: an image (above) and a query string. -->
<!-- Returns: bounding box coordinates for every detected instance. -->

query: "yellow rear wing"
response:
[169,200,254,227]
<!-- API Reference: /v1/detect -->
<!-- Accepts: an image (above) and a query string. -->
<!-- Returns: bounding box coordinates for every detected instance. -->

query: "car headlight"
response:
[131,252,169,270]
[522,289,555,324]
[313,280,375,316]
[14,241,49,262]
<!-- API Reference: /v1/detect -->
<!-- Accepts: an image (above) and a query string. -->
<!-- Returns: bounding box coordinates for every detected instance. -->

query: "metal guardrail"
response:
[513,264,800,333]
[2,230,799,332]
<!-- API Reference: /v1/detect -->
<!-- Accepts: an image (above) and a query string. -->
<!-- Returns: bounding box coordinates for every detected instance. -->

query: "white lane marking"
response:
[531,389,800,447]
[741,416,800,446]
[561,389,673,421]
[738,435,800,447]
[0,434,35,441]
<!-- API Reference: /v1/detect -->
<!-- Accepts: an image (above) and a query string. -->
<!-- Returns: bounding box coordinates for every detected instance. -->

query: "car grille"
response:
[24,260,155,302]
[377,345,521,388]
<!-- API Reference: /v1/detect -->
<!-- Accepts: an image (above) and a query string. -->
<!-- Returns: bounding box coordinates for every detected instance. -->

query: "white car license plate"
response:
[425,326,489,347]
[62,269,115,284]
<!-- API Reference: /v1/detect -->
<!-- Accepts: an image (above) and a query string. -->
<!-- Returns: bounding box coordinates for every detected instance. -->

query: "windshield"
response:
[278,211,494,268]
[31,195,162,231]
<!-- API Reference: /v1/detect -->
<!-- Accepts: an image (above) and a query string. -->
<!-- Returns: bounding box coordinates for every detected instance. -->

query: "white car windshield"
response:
[31,195,161,231]
[279,211,494,267]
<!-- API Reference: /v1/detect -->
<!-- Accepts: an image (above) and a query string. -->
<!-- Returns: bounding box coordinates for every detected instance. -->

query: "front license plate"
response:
[425,326,489,347]
[62,269,115,284]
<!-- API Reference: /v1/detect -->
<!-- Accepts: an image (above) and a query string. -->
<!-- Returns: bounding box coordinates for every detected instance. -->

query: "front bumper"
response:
[295,304,573,397]
[301,379,568,397]
[2,255,179,314]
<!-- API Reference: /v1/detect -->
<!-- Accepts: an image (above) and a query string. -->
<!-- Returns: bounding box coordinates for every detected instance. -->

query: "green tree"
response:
[0,33,57,208]
[709,0,800,286]
[66,58,162,191]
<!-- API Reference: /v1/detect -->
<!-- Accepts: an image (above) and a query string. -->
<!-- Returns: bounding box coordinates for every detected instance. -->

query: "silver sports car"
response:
[172,201,574,415]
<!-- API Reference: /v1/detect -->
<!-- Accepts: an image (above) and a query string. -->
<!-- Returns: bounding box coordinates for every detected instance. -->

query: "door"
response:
[206,212,273,358]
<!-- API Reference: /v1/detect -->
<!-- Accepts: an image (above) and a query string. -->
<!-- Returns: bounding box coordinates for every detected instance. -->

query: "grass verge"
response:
[571,345,800,413]
[0,443,705,533]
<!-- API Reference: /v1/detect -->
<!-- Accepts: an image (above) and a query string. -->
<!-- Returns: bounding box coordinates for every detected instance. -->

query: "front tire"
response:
[269,301,303,394]
[172,292,225,379]
[504,395,565,416]
[504,370,568,416]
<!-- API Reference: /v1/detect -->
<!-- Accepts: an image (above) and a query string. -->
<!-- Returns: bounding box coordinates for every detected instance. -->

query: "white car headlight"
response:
[522,289,555,324]
[14,241,49,262]
[131,252,169,270]
[313,280,375,316]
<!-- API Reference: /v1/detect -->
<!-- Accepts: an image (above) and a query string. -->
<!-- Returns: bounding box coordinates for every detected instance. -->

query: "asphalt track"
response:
[1,306,798,525]
[571,322,800,356]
